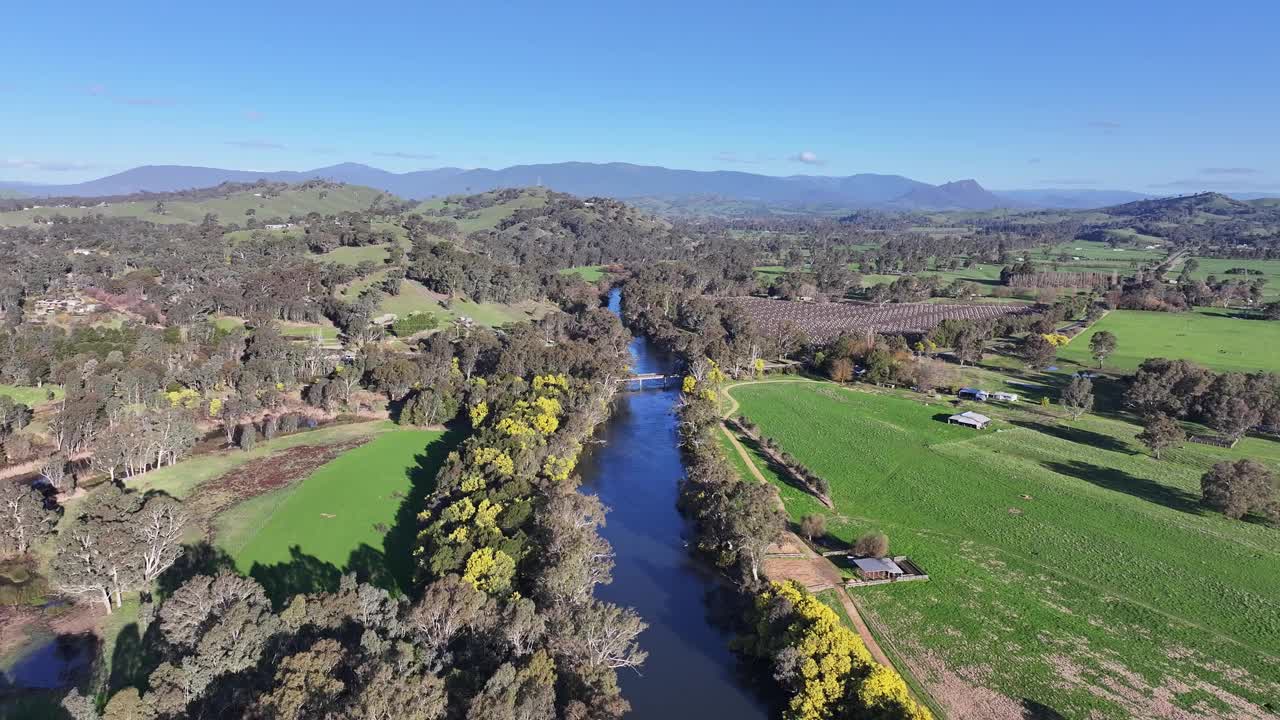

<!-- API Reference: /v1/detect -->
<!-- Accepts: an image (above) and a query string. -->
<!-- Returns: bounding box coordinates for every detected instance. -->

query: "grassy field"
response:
[1059,308,1280,373]
[216,429,453,597]
[318,243,392,266]
[0,384,62,406]
[1184,257,1280,299]
[559,265,606,282]
[727,380,1280,719]
[414,188,549,233]
[377,280,556,328]
[130,421,395,500]
[0,186,388,227]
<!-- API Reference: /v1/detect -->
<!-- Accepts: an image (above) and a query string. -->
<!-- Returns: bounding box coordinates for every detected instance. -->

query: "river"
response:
[575,289,772,719]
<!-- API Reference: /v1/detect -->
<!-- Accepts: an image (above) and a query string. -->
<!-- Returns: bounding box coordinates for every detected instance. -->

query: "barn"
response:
[948,411,991,430]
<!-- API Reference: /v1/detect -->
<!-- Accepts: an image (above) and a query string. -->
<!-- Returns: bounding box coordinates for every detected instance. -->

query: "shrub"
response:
[261,415,278,441]
[279,413,299,434]
[800,514,827,542]
[238,425,257,452]
[854,532,889,558]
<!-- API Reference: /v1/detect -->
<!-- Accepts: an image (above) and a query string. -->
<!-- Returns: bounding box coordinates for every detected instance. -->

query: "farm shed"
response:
[957,387,989,401]
[948,411,991,429]
[852,557,904,581]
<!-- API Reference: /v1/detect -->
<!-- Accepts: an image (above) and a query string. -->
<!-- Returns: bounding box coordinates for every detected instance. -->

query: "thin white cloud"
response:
[374,151,436,160]
[1,159,100,172]
[789,150,823,166]
[1039,178,1099,186]
[1150,178,1280,191]
[1200,167,1259,176]
[117,96,176,107]
[225,140,286,150]
[716,151,757,165]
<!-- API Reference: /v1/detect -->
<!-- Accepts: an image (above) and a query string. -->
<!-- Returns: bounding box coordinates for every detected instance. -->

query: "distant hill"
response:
[3,161,1149,212]
[889,179,1007,211]
[993,188,1152,209]
[1101,192,1271,221]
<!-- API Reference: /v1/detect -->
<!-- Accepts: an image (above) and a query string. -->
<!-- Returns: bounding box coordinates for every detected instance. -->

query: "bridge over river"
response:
[625,372,680,389]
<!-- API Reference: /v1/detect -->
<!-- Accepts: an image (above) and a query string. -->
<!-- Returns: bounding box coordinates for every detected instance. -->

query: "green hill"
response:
[0,183,396,226]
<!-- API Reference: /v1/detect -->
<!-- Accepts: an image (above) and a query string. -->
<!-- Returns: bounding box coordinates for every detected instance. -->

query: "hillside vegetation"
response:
[0,181,395,226]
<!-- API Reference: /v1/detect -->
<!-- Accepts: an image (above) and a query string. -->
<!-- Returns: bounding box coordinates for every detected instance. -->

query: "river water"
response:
[576,290,772,719]
[2,290,773,718]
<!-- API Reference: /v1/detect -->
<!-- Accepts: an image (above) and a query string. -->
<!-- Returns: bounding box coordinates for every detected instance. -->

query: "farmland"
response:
[0,185,388,227]
[1182,257,1280,299]
[216,429,454,598]
[730,296,1026,343]
[726,380,1280,719]
[1059,308,1280,373]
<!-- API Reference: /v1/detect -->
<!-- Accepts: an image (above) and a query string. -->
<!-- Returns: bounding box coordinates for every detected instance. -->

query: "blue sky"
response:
[2,0,1277,191]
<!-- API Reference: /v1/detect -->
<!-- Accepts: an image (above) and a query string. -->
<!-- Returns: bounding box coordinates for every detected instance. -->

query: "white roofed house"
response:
[947,411,991,429]
[852,557,904,581]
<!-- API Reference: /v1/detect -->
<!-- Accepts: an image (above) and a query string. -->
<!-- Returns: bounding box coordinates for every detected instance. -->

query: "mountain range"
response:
[0,161,1163,210]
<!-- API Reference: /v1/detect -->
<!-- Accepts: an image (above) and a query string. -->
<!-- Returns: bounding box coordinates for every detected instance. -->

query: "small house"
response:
[948,411,991,429]
[957,387,989,401]
[852,557,904,581]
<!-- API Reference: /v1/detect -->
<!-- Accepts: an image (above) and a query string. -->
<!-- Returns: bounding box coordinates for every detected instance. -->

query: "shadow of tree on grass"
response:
[1010,419,1136,455]
[382,426,465,598]
[1042,459,1203,515]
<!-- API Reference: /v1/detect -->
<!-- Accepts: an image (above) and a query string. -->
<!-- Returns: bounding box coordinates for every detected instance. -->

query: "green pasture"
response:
[728,380,1280,719]
[217,429,453,598]
[1183,257,1280,298]
[0,384,62,406]
[318,243,391,266]
[414,188,549,233]
[378,280,555,329]
[129,421,394,500]
[1059,308,1280,373]
[0,186,388,227]
[559,265,606,282]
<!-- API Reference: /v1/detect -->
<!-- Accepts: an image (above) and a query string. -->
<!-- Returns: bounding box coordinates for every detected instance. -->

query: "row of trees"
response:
[1125,358,1280,442]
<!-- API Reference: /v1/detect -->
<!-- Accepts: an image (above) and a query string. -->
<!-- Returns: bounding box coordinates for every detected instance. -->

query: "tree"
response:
[466,651,557,720]
[238,423,258,451]
[1136,413,1184,460]
[1018,334,1057,370]
[1204,395,1262,442]
[1201,459,1278,521]
[1088,330,1118,368]
[1060,376,1094,420]
[827,357,853,384]
[41,452,73,493]
[1,481,57,558]
[552,600,648,672]
[258,638,347,720]
[800,514,827,544]
[51,486,187,612]
[853,532,888,558]
[954,328,986,366]
[725,481,785,583]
